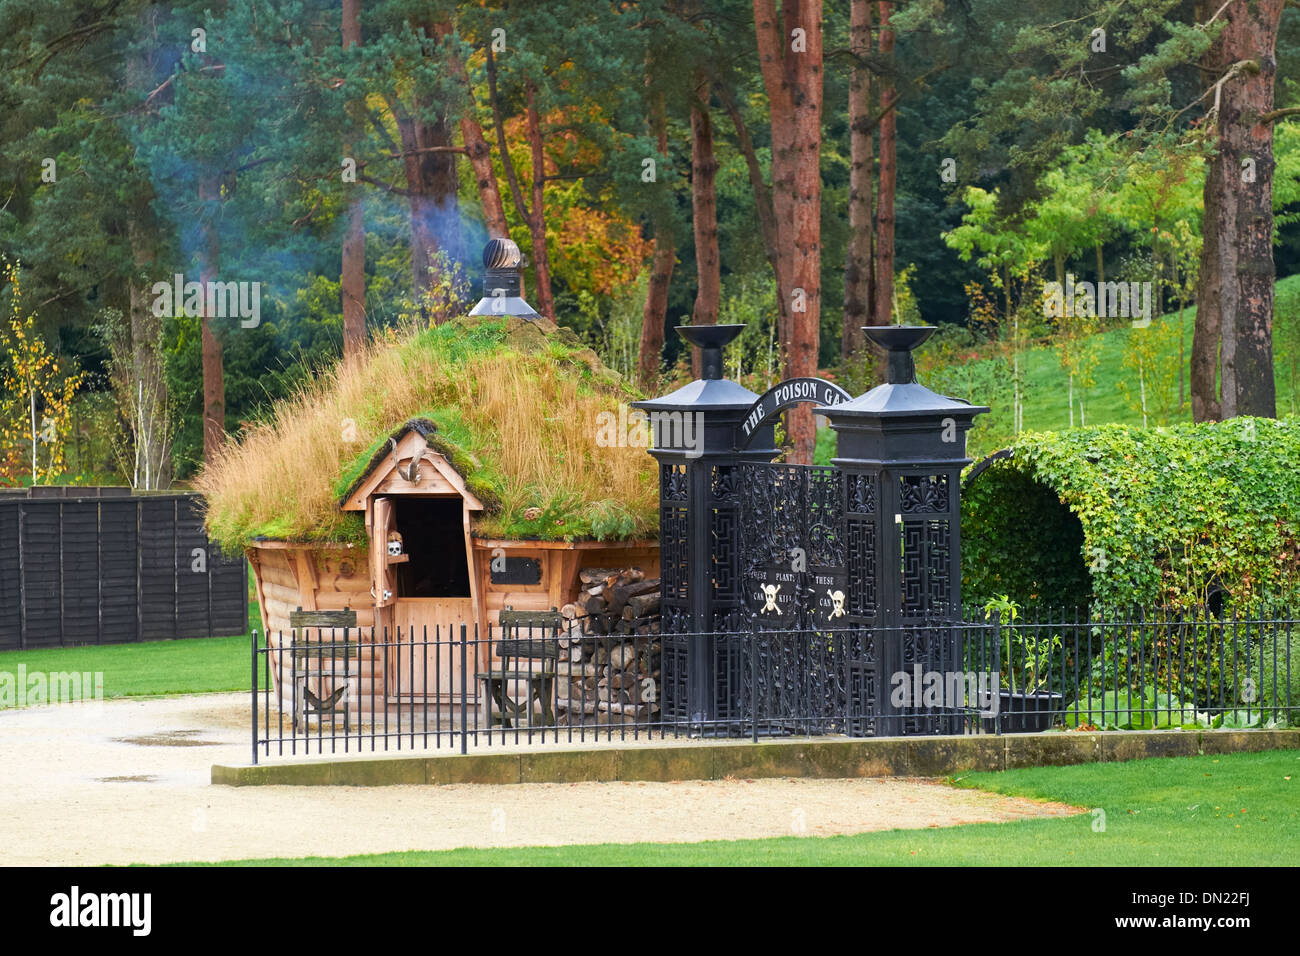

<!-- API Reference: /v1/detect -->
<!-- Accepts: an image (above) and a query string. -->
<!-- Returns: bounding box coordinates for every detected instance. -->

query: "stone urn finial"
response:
[862,325,936,384]
[676,324,745,380]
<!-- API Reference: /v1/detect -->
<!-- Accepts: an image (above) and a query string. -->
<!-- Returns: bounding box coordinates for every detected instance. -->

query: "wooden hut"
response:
[201,311,660,713]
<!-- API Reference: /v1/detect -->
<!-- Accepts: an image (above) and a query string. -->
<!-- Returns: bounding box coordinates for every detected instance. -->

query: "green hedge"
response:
[962,419,1300,612]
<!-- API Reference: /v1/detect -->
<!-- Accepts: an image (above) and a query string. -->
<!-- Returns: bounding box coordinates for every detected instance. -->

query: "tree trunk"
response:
[1172,249,1185,409]
[842,0,873,363]
[1193,0,1283,420]
[753,0,797,357]
[341,0,366,356]
[396,107,461,308]
[690,71,720,379]
[486,45,555,323]
[199,175,224,466]
[124,40,171,486]
[449,46,509,240]
[638,89,674,387]
[754,0,823,464]
[787,0,823,463]
[719,80,790,351]
[461,117,508,240]
[873,1,896,328]
[128,212,171,488]
[1192,139,1223,421]
[523,83,555,321]
[396,20,462,313]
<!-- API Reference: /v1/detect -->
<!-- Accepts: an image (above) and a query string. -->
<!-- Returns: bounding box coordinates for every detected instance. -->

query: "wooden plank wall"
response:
[0,494,247,650]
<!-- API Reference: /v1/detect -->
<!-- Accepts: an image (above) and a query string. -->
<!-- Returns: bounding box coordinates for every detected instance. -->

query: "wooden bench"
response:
[288,607,358,730]
[477,608,562,728]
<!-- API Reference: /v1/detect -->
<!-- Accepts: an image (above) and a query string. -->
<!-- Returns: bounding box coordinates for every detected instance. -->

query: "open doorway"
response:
[392,497,471,598]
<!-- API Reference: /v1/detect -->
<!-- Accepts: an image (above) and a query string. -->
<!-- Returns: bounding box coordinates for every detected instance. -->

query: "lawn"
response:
[197,748,1300,866]
[0,600,258,705]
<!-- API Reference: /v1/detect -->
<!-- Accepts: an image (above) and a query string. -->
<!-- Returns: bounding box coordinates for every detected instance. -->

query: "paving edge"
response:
[211,729,1300,787]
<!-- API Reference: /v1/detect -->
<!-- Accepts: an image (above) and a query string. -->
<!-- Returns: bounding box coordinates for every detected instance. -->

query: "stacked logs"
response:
[556,568,661,723]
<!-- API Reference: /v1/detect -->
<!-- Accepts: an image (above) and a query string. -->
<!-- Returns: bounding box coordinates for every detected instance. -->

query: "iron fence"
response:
[249,609,1298,762]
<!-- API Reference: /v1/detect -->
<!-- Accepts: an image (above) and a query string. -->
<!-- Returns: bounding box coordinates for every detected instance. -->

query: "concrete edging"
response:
[211,729,1300,787]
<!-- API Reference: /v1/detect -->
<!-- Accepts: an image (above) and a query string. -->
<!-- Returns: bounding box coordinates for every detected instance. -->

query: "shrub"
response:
[962,420,1300,613]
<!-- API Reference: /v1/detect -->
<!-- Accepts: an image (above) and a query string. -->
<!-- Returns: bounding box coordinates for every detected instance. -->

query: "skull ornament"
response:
[826,589,846,619]
[760,583,781,614]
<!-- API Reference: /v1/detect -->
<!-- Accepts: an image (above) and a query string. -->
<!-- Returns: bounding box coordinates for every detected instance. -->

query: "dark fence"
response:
[0,488,248,649]
[250,608,1298,762]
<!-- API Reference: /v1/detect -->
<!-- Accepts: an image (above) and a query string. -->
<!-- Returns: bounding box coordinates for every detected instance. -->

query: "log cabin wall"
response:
[248,542,373,637]
[471,540,660,629]
[250,538,659,637]
[248,537,660,708]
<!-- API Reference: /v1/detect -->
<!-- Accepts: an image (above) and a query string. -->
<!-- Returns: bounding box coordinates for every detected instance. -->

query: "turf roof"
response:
[197,315,659,552]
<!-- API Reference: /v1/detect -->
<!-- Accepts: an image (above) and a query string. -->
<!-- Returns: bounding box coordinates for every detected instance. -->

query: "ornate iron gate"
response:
[638,322,987,737]
[737,463,875,735]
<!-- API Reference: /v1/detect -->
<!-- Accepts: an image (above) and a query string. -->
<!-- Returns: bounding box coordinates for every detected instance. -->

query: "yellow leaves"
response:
[552,204,652,295]
[0,257,84,482]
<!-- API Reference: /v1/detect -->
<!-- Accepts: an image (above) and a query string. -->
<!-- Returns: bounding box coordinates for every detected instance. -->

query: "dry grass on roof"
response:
[196,316,658,553]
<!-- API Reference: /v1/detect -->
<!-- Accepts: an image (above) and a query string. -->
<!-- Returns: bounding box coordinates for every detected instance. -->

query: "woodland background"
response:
[2,0,1300,485]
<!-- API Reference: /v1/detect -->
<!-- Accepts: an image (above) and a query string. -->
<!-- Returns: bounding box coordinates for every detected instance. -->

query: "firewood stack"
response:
[556,567,661,723]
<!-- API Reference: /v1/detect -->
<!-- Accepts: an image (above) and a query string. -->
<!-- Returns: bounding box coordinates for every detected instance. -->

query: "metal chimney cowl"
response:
[468,238,540,319]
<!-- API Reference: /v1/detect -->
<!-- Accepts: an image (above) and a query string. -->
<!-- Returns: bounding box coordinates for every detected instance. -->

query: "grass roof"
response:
[197,315,659,553]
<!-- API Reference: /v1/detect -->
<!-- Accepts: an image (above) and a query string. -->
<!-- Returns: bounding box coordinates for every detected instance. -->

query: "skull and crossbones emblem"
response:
[826,589,846,619]
[759,583,782,614]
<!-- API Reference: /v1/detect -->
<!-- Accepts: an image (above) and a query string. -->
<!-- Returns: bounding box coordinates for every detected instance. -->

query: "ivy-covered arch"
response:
[961,419,1300,612]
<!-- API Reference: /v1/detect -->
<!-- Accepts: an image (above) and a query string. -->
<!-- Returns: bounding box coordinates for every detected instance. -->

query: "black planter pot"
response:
[982,690,1064,734]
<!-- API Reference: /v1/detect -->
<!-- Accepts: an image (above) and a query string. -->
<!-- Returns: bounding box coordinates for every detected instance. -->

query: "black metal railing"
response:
[960,605,1297,734]
[249,610,1298,762]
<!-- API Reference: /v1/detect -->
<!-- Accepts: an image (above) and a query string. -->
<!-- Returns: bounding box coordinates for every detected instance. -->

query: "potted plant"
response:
[982,595,1064,733]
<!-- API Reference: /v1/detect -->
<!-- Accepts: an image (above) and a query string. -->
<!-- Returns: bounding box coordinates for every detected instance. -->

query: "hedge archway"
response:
[961,419,1300,612]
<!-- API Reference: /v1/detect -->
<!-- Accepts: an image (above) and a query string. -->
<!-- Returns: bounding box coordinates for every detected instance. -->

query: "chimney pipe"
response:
[468,238,540,320]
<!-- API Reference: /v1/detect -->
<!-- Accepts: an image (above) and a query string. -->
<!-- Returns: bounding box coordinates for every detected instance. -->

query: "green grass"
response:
[0,600,257,706]
[1005,273,1300,433]
[815,273,1300,464]
[190,748,1300,866]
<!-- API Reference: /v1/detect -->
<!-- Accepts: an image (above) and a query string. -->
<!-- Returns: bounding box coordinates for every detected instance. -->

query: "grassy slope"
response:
[193,748,1300,866]
[0,599,257,705]
[989,274,1300,433]
[815,274,1300,464]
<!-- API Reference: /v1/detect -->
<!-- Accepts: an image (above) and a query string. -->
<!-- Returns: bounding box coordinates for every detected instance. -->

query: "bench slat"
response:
[494,638,559,659]
[498,608,563,631]
[289,608,357,628]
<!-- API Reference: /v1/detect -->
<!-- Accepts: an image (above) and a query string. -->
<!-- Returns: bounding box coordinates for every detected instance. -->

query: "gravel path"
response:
[0,694,1081,865]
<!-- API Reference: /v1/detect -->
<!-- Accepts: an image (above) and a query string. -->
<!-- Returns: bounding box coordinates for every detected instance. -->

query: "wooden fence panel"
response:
[0,490,247,649]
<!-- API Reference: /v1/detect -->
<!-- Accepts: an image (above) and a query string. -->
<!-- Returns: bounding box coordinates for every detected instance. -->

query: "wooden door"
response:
[370,496,396,609]
[388,598,477,702]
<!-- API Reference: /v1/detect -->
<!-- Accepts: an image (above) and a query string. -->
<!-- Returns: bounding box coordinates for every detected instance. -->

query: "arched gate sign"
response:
[736,377,852,449]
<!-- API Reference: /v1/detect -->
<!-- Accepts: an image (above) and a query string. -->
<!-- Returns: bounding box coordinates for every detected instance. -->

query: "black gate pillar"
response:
[817,326,988,736]
[632,325,779,731]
